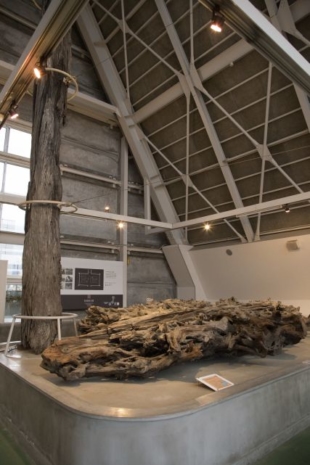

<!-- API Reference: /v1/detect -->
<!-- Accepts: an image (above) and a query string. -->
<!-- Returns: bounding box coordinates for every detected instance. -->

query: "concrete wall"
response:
[59,111,175,306]
[127,254,175,304]
[0,4,176,308]
[190,233,310,315]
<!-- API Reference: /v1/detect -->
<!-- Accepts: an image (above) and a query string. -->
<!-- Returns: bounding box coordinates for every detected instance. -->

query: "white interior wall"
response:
[190,234,310,316]
[163,245,207,300]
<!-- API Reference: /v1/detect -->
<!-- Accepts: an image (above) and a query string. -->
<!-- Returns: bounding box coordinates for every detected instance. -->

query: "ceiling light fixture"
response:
[104,206,110,212]
[33,65,79,101]
[284,204,290,213]
[204,223,211,231]
[210,5,224,33]
[33,65,46,79]
[8,105,19,120]
[118,221,125,229]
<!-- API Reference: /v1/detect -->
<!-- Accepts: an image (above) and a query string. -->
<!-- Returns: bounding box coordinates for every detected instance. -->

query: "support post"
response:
[120,137,128,307]
[0,260,7,323]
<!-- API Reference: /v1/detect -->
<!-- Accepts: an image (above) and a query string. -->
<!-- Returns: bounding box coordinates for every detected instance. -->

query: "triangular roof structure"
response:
[0,0,309,247]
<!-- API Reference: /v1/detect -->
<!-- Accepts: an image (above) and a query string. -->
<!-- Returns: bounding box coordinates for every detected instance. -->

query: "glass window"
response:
[8,128,31,158]
[5,283,22,317]
[4,164,29,196]
[0,128,6,152]
[0,244,23,277]
[1,204,25,233]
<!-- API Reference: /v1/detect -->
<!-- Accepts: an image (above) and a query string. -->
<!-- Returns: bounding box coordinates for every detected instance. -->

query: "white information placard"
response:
[196,374,234,391]
[61,257,123,310]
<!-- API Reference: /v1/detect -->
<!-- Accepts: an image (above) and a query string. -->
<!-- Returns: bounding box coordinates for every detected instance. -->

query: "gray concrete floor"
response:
[1,334,310,418]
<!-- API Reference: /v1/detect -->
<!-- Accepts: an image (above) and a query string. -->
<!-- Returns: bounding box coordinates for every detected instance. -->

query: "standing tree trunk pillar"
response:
[21,27,71,354]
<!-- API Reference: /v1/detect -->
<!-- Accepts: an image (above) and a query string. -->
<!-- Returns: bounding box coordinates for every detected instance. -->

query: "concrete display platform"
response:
[1,336,310,465]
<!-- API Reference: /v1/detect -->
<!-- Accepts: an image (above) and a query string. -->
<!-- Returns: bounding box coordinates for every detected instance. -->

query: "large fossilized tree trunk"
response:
[41,299,307,381]
[21,27,71,353]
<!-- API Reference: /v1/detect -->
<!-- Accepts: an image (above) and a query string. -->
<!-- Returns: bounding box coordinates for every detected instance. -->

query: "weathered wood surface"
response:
[41,298,307,381]
[21,20,71,354]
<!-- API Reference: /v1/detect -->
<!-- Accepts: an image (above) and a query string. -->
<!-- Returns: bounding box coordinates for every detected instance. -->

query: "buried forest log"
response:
[41,298,307,381]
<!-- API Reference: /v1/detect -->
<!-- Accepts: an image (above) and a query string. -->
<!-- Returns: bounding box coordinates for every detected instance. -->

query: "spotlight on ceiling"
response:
[9,106,19,120]
[33,64,79,101]
[284,204,290,213]
[210,5,224,32]
[204,223,211,231]
[118,221,125,229]
[34,65,46,79]
[104,206,110,212]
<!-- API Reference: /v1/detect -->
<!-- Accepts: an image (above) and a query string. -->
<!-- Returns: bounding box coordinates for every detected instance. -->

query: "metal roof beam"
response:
[0,60,119,126]
[2,192,309,236]
[199,0,310,94]
[134,39,252,123]
[155,0,253,242]
[0,0,90,126]
[173,191,310,231]
[73,207,171,229]
[266,0,310,132]
[134,0,310,124]
[290,0,310,21]
[77,5,186,246]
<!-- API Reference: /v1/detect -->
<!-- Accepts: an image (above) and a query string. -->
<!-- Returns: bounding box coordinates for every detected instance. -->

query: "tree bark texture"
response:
[21,29,71,354]
[41,298,307,381]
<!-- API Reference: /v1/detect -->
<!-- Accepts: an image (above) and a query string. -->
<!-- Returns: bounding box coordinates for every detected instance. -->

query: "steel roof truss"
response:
[78,5,185,246]
[155,0,254,242]
[266,0,310,133]
[145,133,246,242]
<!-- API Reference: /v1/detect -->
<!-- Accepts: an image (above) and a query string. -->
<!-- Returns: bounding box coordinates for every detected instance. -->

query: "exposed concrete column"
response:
[163,245,207,300]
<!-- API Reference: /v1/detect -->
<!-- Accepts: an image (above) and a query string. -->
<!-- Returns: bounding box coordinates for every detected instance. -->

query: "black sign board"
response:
[61,294,123,310]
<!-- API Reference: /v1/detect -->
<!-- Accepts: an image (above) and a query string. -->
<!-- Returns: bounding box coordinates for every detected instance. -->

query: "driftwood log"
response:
[41,298,307,381]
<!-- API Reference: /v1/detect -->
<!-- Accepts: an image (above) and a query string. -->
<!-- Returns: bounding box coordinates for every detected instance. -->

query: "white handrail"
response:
[4,312,78,356]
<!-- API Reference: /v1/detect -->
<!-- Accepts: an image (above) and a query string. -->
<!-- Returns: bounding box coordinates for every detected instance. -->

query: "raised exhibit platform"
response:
[1,336,310,465]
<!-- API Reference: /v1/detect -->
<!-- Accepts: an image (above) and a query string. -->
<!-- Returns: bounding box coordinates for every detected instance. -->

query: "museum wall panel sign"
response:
[61,258,123,310]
